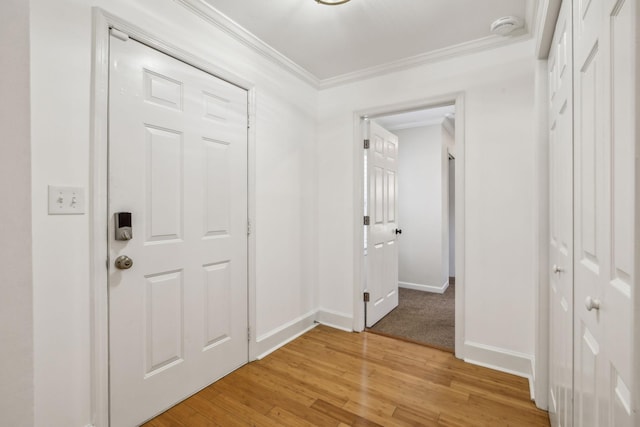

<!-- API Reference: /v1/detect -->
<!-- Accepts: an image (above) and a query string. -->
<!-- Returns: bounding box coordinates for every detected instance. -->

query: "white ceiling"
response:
[198,0,534,82]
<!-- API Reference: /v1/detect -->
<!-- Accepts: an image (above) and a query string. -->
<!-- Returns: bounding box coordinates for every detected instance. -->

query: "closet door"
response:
[571,0,609,424]
[548,1,574,425]
[548,1,636,425]
[603,1,636,424]
[572,0,635,425]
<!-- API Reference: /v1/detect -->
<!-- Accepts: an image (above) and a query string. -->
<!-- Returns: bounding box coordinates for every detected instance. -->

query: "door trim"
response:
[352,93,466,360]
[89,9,256,426]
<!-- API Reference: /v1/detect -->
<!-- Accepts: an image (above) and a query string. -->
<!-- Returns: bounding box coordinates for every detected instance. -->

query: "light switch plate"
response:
[48,186,85,215]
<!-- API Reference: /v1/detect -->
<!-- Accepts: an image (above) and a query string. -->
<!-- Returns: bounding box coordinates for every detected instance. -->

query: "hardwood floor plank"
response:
[449,379,537,410]
[467,394,550,425]
[391,405,441,426]
[258,356,352,407]
[148,403,203,427]
[146,325,549,427]
[266,406,324,427]
[241,362,323,404]
[218,369,343,426]
[341,400,404,427]
[181,395,247,427]
[208,376,276,414]
[310,399,382,427]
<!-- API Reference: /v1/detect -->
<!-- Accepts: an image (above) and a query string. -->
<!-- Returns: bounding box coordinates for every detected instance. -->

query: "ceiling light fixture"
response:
[315,0,351,5]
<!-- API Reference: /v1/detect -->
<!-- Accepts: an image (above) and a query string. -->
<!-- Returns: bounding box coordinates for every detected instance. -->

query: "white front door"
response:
[548,2,574,425]
[108,33,249,426]
[365,120,399,327]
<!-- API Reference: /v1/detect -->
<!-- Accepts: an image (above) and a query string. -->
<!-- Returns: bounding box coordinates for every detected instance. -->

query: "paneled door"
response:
[572,0,634,425]
[571,0,608,424]
[365,121,399,327]
[108,32,248,426]
[548,1,575,425]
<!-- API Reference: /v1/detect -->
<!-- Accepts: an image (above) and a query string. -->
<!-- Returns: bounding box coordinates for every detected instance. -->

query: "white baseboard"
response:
[315,308,353,332]
[253,311,317,360]
[464,340,535,400]
[399,280,449,294]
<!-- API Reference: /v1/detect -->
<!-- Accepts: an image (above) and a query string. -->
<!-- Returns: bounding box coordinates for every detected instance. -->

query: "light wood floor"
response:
[145,325,550,426]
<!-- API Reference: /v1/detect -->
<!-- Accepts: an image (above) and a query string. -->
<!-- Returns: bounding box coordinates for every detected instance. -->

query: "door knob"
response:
[553,264,564,273]
[114,255,133,270]
[394,229,402,235]
[585,296,601,311]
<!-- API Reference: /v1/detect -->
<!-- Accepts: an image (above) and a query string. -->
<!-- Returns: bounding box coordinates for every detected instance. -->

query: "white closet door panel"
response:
[604,0,635,424]
[548,1,574,425]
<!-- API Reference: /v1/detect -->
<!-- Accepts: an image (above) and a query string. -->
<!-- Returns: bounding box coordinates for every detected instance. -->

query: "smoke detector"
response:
[490,16,524,36]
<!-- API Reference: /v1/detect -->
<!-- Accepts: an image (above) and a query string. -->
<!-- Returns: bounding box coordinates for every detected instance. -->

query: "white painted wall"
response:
[0,1,33,426]
[318,40,537,363]
[396,125,448,291]
[29,0,317,425]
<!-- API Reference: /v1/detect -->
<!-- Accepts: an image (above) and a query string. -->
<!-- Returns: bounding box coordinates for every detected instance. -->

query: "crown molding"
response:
[175,0,321,88]
[177,0,535,90]
[318,32,532,89]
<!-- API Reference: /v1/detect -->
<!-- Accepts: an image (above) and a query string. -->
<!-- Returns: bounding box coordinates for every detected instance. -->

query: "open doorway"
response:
[365,105,457,352]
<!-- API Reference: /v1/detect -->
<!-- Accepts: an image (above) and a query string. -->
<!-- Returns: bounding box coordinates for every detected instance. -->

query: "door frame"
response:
[352,93,466,360]
[89,9,257,426]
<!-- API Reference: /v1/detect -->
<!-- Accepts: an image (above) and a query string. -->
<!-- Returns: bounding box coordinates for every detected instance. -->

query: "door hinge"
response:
[364,139,370,149]
[247,327,251,341]
[247,113,251,129]
[363,292,370,302]
[364,216,370,226]
[247,219,252,236]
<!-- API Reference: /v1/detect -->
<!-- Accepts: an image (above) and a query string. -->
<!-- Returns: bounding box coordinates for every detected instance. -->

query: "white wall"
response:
[0,1,33,426]
[29,0,317,425]
[318,40,537,366]
[396,125,448,291]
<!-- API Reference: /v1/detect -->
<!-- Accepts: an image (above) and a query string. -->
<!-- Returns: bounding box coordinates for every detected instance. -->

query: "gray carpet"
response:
[369,285,455,351]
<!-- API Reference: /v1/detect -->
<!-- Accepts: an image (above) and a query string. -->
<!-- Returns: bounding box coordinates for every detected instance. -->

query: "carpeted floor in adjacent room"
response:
[369,285,455,351]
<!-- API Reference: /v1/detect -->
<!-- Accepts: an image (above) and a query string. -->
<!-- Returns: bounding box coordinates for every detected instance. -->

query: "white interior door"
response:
[108,33,248,426]
[365,120,399,327]
[572,0,634,425]
[548,1,574,425]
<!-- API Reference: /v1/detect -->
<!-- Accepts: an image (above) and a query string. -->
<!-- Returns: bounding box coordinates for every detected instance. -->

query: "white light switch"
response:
[48,186,85,215]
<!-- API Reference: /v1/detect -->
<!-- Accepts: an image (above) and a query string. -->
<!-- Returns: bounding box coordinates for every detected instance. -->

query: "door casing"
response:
[89,8,257,426]
[352,93,466,360]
